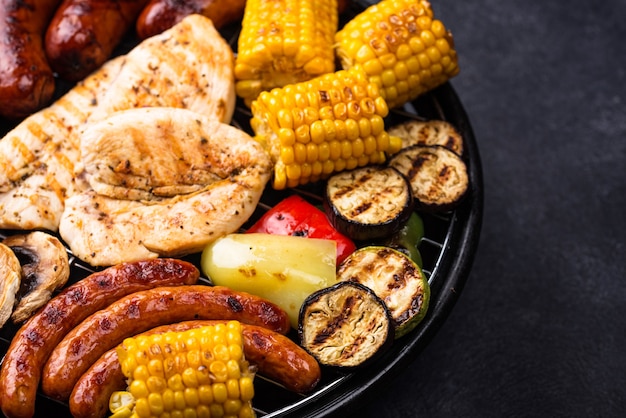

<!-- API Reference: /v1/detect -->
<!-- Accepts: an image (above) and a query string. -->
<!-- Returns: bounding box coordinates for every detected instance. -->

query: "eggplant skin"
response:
[298,281,394,368]
[324,165,413,241]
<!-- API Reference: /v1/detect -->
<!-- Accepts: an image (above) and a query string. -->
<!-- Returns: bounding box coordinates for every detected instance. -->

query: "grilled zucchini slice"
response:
[298,281,393,368]
[324,165,413,241]
[337,246,430,338]
[389,144,469,212]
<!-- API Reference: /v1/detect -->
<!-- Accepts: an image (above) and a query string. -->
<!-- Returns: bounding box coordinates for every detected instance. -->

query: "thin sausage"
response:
[135,0,247,39]
[44,0,150,81]
[41,285,291,401]
[0,0,60,119]
[0,258,199,418]
[69,320,321,418]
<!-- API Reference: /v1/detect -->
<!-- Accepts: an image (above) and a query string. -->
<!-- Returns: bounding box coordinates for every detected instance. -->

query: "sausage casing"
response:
[44,0,150,81]
[0,258,199,418]
[70,320,321,418]
[135,0,352,40]
[135,0,246,39]
[0,0,59,119]
[41,285,291,400]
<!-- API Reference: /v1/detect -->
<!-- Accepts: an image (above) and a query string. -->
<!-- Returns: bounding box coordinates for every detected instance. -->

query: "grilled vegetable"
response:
[3,231,70,323]
[250,68,403,189]
[388,119,464,156]
[0,243,21,329]
[112,321,256,418]
[335,0,459,109]
[337,246,429,338]
[298,281,393,368]
[324,165,413,241]
[235,0,338,104]
[201,233,337,328]
[389,144,469,211]
[246,194,356,264]
[380,211,424,266]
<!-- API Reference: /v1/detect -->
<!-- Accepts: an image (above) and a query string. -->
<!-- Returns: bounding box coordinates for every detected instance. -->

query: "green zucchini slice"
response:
[337,246,430,338]
[324,165,413,241]
[298,281,394,368]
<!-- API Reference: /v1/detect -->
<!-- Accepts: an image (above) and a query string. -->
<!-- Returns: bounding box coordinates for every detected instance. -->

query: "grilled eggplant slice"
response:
[388,119,464,156]
[324,166,413,241]
[388,145,469,212]
[298,281,393,368]
[337,246,430,338]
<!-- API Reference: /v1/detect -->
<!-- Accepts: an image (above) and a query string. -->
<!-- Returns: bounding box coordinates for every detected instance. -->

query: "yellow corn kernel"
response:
[336,0,459,108]
[114,322,255,418]
[250,68,396,189]
[148,392,164,415]
[235,0,339,104]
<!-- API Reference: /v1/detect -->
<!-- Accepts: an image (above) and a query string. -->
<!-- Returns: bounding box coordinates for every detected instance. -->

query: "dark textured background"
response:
[355,0,626,417]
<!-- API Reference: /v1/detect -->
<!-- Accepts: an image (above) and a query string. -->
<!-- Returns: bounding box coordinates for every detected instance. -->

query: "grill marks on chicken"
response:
[59,107,272,266]
[87,15,236,123]
[0,57,123,230]
[0,14,236,232]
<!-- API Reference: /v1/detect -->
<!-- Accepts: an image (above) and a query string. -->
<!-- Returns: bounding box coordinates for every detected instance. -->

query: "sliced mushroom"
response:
[3,231,70,323]
[0,242,22,328]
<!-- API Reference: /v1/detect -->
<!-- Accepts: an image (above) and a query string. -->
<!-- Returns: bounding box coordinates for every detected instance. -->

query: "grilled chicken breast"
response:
[59,107,272,266]
[0,57,124,231]
[0,14,235,232]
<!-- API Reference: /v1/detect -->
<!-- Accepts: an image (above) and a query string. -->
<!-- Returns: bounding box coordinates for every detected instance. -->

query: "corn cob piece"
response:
[250,68,403,190]
[235,0,338,105]
[111,321,256,418]
[335,0,459,109]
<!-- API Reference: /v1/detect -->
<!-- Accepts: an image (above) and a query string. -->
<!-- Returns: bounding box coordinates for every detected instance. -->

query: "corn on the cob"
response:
[111,321,256,418]
[250,68,403,190]
[235,0,338,105]
[335,0,459,109]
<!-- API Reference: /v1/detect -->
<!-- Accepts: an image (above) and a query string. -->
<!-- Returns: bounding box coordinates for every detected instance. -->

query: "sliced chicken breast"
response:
[59,107,272,266]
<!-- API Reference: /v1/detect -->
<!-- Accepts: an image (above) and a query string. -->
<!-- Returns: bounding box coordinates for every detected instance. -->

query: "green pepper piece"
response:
[382,212,424,267]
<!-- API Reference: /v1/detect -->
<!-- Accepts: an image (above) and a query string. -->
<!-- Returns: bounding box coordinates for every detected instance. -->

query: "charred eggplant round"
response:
[387,119,464,156]
[389,144,469,212]
[337,246,430,338]
[324,165,413,241]
[298,281,394,368]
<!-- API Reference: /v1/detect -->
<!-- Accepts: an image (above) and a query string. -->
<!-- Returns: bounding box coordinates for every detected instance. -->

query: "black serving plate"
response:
[0,1,483,416]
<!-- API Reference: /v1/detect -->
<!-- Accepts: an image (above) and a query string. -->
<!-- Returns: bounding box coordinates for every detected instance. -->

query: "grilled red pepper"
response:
[247,195,356,264]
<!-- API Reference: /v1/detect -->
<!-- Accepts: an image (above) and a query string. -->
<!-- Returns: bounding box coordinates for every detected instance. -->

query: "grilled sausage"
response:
[41,285,291,401]
[44,0,150,81]
[70,320,321,418]
[135,0,246,39]
[135,0,352,40]
[0,258,199,418]
[0,0,60,119]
